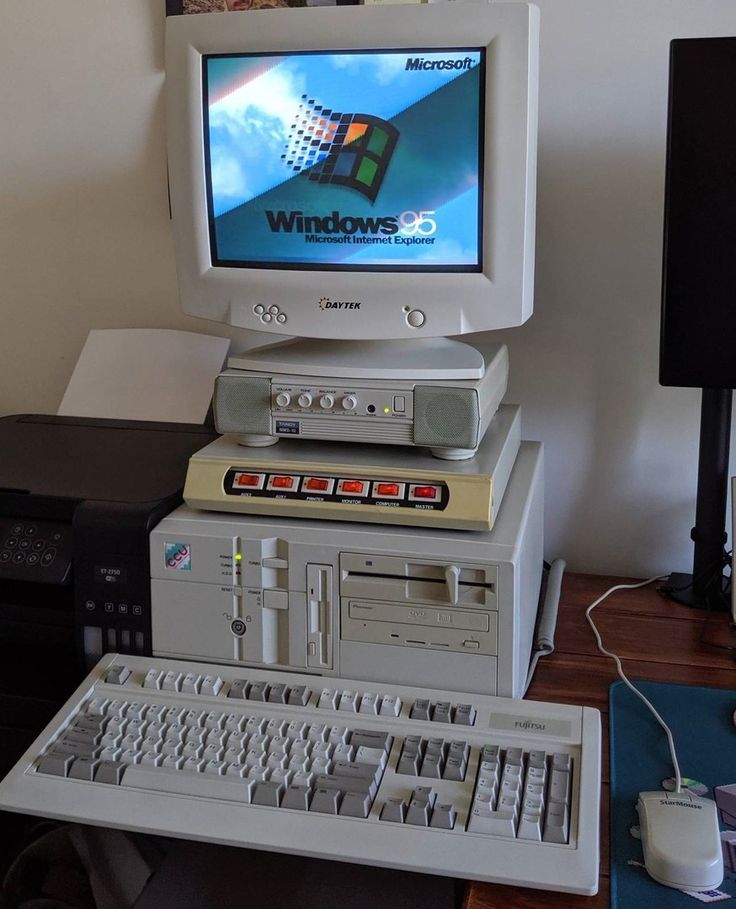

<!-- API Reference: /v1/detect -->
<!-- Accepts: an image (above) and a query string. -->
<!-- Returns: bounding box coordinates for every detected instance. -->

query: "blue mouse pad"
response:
[610,680,736,907]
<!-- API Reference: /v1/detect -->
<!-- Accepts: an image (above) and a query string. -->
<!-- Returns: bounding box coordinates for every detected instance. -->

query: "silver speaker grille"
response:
[413,387,479,448]
[214,375,271,434]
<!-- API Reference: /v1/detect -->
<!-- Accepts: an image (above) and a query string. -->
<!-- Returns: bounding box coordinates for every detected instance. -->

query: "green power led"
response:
[235,553,243,561]
[383,406,391,414]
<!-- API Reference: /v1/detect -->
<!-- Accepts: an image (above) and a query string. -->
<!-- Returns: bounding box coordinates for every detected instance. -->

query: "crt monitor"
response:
[165,2,539,342]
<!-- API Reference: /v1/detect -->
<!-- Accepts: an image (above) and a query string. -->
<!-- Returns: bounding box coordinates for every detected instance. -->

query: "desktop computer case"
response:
[149,443,543,699]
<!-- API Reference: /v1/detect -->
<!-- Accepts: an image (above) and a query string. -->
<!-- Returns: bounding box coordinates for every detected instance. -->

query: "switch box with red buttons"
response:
[185,405,521,532]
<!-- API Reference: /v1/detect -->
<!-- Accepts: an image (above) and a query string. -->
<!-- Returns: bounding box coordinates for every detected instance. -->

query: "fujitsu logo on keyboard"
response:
[514,720,546,731]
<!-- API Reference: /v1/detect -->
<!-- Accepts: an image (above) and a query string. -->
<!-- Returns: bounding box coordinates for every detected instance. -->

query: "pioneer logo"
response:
[405,56,474,72]
[318,297,362,311]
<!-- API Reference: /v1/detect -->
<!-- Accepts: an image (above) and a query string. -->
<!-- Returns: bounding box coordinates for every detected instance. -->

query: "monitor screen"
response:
[203,49,485,272]
[165,3,538,340]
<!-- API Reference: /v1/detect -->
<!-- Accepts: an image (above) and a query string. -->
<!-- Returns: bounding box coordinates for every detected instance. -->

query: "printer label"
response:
[165,542,191,571]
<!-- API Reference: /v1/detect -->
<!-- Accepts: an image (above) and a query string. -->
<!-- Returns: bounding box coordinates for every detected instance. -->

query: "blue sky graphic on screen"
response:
[203,49,484,270]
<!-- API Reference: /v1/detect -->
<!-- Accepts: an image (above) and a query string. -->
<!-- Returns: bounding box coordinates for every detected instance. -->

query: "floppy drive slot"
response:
[307,564,333,669]
[340,553,496,608]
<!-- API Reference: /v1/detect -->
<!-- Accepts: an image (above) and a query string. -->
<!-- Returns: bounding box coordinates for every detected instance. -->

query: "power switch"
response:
[393,395,406,413]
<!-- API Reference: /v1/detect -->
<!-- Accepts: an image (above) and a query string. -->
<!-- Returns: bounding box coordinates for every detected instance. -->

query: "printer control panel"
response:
[0,518,72,584]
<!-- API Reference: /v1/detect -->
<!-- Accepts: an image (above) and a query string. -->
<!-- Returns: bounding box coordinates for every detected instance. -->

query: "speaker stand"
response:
[228,338,486,381]
[665,387,732,611]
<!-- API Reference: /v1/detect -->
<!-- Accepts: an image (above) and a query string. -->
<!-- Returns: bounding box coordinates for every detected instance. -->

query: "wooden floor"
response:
[463,573,736,909]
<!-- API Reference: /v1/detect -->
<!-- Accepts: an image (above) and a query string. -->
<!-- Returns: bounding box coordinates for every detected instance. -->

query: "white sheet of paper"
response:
[58,329,230,423]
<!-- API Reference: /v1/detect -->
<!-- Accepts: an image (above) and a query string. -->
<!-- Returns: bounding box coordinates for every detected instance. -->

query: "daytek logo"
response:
[266,210,398,236]
[318,297,362,311]
[405,56,474,72]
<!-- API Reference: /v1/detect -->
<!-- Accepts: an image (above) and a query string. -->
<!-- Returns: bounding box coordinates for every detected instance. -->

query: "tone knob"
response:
[319,394,334,409]
[342,395,358,410]
[275,392,291,407]
[297,393,313,408]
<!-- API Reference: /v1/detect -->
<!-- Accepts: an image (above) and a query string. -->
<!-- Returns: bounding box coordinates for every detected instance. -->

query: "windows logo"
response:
[282,95,399,203]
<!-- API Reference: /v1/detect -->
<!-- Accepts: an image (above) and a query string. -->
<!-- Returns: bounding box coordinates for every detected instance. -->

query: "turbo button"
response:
[407,310,426,328]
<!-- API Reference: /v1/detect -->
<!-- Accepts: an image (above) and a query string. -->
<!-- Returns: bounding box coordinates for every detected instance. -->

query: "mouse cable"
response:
[584,575,683,794]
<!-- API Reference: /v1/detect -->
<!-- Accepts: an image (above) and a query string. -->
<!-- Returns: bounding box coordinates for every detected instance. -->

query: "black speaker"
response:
[660,37,736,388]
[659,37,736,610]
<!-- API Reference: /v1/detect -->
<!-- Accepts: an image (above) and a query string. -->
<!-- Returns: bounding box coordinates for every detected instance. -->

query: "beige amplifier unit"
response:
[185,405,521,531]
[214,343,508,460]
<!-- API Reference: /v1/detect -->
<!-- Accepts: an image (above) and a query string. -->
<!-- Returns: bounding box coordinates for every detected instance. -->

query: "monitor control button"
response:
[297,393,312,407]
[276,313,287,324]
[254,305,265,315]
[10,524,23,536]
[407,309,426,328]
[268,305,280,315]
[275,392,291,407]
[342,395,357,410]
[0,550,12,563]
[262,313,273,323]
[319,395,334,409]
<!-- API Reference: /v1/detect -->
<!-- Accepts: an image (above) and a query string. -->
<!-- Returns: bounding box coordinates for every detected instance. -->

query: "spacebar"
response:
[121,767,253,802]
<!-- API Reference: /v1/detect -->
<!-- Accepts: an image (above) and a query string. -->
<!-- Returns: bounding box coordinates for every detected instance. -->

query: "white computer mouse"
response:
[636,789,724,891]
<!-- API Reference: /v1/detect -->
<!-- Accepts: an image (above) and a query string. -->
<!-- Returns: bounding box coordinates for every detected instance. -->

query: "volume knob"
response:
[275,392,291,407]
[342,395,358,411]
[297,393,313,408]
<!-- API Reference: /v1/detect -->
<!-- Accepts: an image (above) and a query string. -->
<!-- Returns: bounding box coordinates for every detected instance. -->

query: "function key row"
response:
[104,666,478,726]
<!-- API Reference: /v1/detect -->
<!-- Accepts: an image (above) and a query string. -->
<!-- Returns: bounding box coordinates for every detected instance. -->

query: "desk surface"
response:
[463,572,736,909]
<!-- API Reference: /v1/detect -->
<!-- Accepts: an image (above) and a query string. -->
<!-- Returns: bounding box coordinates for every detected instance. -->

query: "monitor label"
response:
[203,49,484,272]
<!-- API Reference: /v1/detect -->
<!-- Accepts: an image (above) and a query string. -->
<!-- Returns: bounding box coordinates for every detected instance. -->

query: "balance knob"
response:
[297,393,313,408]
[319,394,334,409]
[342,395,358,411]
[275,392,291,407]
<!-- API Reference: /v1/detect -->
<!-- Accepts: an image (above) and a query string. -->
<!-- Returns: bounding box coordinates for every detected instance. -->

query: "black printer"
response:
[0,414,217,774]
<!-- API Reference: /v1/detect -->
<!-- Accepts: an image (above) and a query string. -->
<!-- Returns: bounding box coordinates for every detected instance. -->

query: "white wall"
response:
[1,0,734,575]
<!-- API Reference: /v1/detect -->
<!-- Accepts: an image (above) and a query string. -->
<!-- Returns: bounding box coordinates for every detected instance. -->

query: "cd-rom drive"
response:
[151,442,542,699]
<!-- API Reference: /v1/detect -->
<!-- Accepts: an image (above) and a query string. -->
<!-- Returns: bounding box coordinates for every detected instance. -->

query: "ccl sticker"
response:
[165,542,191,571]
